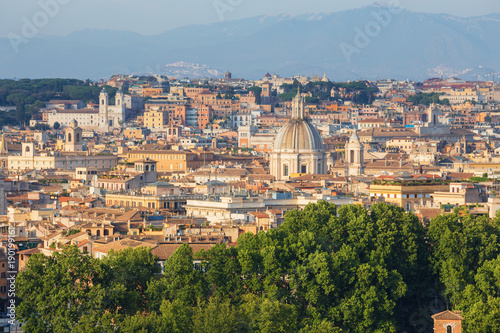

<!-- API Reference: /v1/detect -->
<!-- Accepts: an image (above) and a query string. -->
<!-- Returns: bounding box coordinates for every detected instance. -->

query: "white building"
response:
[47,88,126,132]
[269,91,326,180]
[8,142,118,171]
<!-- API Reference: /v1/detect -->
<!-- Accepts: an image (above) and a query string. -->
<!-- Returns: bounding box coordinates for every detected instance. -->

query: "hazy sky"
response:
[2,0,500,38]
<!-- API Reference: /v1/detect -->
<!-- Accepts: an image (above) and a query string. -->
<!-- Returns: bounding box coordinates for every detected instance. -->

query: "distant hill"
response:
[1,4,500,81]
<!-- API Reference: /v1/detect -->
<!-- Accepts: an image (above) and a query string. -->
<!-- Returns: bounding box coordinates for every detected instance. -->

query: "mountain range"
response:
[1,4,500,81]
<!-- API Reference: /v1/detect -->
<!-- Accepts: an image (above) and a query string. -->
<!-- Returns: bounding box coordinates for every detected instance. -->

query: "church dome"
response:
[274,119,323,151]
[273,91,323,152]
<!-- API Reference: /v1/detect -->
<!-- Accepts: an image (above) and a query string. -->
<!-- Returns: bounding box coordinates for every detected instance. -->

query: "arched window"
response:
[151,165,155,171]
[145,165,150,172]
[101,99,105,105]
[68,133,72,142]
[447,326,452,333]
[350,150,355,163]
[96,230,101,237]
[25,146,30,153]
[76,133,80,142]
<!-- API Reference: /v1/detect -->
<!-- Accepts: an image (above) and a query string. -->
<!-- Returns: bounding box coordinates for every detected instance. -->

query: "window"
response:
[1,286,5,293]
[284,165,289,177]
[301,165,307,173]
[447,326,452,333]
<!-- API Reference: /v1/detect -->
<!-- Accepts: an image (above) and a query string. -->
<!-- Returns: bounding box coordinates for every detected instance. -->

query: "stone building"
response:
[64,120,83,152]
[270,91,326,180]
[344,130,364,176]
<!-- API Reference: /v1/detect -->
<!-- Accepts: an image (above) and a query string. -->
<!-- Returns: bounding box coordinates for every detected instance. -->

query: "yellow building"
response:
[105,193,203,212]
[369,181,449,211]
[127,150,213,172]
[462,163,500,174]
[142,88,164,97]
[144,108,169,129]
[124,128,148,140]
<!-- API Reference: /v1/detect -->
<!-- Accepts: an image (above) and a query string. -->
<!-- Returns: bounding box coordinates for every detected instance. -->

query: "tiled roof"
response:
[152,243,215,260]
[94,239,157,254]
[431,310,463,321]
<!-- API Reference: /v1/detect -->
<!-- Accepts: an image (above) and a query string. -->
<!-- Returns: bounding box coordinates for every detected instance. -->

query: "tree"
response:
[15,100,26,126]
[460,255,500,331]
[53,121,61,130]
[200,244,244,301]
[428,212,500,308]
[192,297,249,333]
[241,295,299,333]
[16,246,109,332]
[101,246,160,315]
[28,100,46,119]
[147,243,209,309]
[248,86,262,104]
[279,202,430,331]
[407,93,450,106]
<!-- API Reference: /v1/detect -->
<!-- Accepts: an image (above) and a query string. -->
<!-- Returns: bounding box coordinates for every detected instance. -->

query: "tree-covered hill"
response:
[0,79,118,127]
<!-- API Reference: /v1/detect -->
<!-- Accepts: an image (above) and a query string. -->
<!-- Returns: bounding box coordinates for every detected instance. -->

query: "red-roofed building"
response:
[431,310,463,333]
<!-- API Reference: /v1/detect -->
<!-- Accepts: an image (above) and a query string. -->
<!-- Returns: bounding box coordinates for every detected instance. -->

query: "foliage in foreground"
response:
[15,202,500,332]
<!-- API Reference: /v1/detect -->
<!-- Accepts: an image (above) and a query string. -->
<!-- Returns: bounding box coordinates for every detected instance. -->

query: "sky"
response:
[1,0,500,38]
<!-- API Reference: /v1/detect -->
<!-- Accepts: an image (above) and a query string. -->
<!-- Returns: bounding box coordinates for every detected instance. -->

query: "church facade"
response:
[98,87,126,131]
[270,92,327,180]
[47,88,126,132]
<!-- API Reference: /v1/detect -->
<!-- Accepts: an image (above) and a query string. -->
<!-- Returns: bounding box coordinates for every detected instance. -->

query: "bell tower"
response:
[99,87,109,131]
[345,130,364,177]
[65,120,83,152]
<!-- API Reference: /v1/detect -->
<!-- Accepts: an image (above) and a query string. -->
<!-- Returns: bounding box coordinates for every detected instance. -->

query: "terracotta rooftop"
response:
[94,239,157,254]
[431,310,463,321]
[152,243,215,260]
